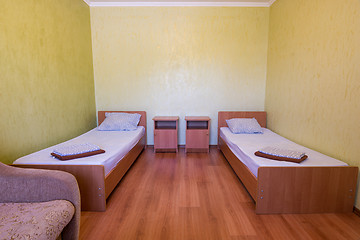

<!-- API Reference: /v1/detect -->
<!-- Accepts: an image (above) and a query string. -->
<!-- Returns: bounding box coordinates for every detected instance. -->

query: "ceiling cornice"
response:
[84,1,276,7]
[83,0,91,5]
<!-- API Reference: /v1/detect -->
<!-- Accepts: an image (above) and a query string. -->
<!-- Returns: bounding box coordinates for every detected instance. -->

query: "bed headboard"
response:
[218,111,267,143]
[97,111,147,129]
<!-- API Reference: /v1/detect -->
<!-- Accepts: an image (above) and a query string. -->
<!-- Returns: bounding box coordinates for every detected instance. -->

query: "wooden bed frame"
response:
[218,111,358,214]
[13,111,146,212]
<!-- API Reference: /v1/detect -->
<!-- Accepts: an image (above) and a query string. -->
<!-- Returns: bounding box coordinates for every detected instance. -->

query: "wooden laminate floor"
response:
[80,147,360,240]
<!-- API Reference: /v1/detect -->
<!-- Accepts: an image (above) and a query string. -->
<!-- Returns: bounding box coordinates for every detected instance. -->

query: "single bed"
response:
[13,111,146,212]
[218,111,358,214]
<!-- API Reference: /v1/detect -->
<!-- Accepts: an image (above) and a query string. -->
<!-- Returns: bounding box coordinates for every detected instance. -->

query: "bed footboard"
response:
[256,166,358,214]
[13,164,106,211]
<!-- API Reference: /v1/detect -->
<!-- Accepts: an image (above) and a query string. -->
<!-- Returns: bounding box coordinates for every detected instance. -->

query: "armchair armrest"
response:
[0,163,80,240]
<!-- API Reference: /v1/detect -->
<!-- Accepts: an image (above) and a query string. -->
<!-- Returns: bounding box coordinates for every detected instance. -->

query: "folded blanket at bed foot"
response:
[255,146,308,163]
[51,143,105,160]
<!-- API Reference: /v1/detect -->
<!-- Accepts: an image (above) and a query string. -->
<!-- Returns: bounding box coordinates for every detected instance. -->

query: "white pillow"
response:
[226,118,263,134]
[98,112,141,131]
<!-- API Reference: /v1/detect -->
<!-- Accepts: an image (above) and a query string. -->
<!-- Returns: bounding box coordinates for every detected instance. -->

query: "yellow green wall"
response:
[266,0,360,208]
[5,0,357,208]
[0,0,96,164]
[91,7,269,145]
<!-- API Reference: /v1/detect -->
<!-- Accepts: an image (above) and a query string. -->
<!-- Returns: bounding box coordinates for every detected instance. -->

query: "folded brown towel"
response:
[51,149,105,161]
[255,151,308,163]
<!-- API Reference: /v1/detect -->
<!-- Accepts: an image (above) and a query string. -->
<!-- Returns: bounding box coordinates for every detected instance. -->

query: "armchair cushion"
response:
[0,200,75,240]
[0,162,80,240]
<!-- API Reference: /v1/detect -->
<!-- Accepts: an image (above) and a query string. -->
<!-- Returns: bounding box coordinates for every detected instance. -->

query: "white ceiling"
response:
[84,0,276,7]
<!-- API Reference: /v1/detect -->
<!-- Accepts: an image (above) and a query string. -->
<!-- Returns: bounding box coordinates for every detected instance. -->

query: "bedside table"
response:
[153,116,179,152]
[185,116,210,153]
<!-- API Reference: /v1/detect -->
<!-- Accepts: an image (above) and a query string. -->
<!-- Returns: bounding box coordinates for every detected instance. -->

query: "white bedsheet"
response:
[220,127,347,177]
[14,126,145,176]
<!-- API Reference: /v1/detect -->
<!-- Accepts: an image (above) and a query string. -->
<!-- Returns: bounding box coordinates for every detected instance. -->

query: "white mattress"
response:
[220,127,347,177]
[14,126,145,176]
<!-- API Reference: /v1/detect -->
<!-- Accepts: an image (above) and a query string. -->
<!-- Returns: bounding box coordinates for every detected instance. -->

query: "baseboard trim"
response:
[354,207,360,217]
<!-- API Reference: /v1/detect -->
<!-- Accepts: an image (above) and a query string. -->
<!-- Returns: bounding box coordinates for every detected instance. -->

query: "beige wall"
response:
[266,0,360,208]
[91,7,269,145]
[0,0,96,164]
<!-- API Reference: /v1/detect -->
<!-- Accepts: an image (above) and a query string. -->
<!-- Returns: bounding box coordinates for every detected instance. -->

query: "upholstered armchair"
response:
[0,162,80,240]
